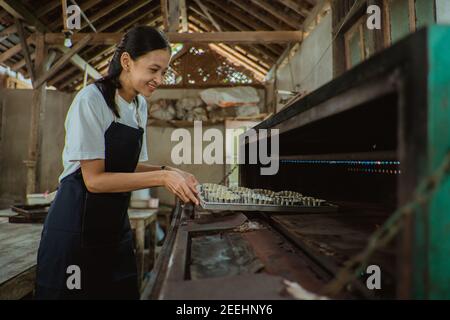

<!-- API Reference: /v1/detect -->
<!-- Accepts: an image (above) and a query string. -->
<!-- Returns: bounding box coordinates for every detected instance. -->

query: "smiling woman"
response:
[34,26,199,300]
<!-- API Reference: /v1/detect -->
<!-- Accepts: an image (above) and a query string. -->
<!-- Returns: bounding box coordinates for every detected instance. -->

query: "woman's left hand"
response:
[169,167,199,195]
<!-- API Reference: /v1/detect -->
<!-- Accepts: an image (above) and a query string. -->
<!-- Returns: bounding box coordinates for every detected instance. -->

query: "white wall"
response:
[276,13,333,112]
[144,124,226,205]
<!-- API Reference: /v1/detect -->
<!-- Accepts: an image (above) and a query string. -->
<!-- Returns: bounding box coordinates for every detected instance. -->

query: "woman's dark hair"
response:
[95,26,171,117]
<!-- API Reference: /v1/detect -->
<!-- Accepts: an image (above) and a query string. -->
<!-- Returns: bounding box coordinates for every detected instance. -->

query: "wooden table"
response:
[0,208,159,298]
[128,209,158,291]
[0,216,43,299]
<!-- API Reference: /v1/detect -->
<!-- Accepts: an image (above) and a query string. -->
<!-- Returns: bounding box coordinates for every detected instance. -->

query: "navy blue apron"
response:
[35,88,144,300]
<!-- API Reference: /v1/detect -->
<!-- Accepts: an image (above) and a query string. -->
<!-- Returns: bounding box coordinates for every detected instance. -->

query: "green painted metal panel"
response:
[426,26,450,299]
[413,25,450,299]
[416,0,436,28]
[390,0,411,42]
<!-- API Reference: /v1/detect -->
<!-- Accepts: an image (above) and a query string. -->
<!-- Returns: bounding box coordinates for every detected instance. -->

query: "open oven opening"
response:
[239,91,401,299]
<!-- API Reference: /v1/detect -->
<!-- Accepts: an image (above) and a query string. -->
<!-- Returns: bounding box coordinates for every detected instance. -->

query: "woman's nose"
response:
[153,73,164,86]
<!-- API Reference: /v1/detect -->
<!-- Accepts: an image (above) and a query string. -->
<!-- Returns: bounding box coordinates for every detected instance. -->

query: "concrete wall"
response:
[145,124,226,205]
[0,88,232,207]
[276,13,333,112]
[0,89,74,206]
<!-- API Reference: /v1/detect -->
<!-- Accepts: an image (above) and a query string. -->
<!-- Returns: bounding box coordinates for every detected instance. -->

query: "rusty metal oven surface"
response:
[190,232,264,280]
[266,211,396,298]
[148,205,360,300]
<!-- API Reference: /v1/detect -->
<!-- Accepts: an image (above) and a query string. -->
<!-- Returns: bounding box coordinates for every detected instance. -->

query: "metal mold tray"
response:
[196,196,339,213]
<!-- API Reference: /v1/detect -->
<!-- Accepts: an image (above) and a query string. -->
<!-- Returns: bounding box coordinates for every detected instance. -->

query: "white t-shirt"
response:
[59,84,148,182]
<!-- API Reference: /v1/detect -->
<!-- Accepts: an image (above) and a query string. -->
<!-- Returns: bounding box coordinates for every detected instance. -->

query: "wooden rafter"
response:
[250,0,303,30]
[96,0,153,32]
[34,34,92,88]
[196,1,284,57]
[57,7,163,89]
[0,36,35,64]
[180,0,188,32]
[0,0,101,81]
[0,0,318,91]
[188,12,277,65]
[278,0,311,17]
[229,0,286,30]
[48,0,121,31]
[188,23,267,79]
[44,31,303,45]
[0,0,48,30]
[79,0,128,31]
[14,18,35,83]
[193,0,221,32]
[161,0,169,31]
[168,0,180,32]
[60,13,163,90]
[6,0,107,70]
[67,21,166,90]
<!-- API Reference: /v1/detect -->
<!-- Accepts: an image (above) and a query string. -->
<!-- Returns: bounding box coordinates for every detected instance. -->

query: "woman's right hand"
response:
[163,171,199,205]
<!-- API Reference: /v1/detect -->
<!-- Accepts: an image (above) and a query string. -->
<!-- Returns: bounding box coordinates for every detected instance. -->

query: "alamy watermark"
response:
[367,5,382,30]
[65,5,81,30]
[366,264,381,290]
[170,121,279,175]
[66,264,81,290]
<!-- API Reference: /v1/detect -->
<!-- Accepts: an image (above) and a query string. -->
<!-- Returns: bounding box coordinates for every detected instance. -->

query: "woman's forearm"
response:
[85,170,166,193]
[135,163,181,173]
[135,163,165,173]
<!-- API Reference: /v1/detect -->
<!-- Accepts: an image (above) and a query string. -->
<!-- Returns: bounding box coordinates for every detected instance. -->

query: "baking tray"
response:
[196,196,339,213]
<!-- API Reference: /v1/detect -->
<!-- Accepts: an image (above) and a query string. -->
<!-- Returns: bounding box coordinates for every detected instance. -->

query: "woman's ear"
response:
[120,52,132,72]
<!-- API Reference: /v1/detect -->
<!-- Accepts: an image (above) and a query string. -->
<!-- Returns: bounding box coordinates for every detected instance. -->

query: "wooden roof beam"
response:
[193,0,221,31]
[180,0,188,32]
[0,36,35,63]
[188,23,267,77]
[278,0,311,17]
[44,31,303,45]
[168,0,180,32]
[250,0,303,29]
[228,0,286,30]
[49,10,159,87]
[58,15,163,90]
[196,1,284,56]
[188,12,278,63]
[64,18,164,90]
[204,0,269,31]
[161,0,169,31]
[0,0,45,27]
[14,18,35,83]
[48,0,123,32]
[0,0,101,81]
[34,34,92,88]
